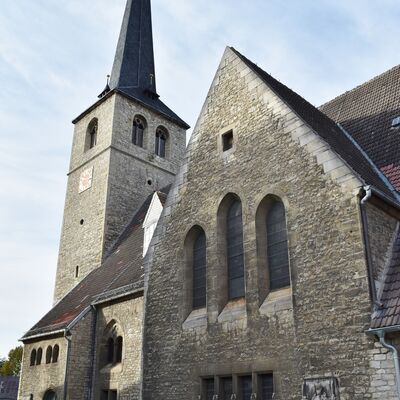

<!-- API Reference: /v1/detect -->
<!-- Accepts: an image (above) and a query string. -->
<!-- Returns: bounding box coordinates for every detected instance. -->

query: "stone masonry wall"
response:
[143,47,376,400]
[18,337,67,400]
[93,295,144,400]
[54,93,186,302]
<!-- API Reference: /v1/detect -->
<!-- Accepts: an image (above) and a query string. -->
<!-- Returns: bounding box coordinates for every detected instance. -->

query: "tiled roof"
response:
[230,47,398,200]
[22,191,167,340]
[320,65,400,192]
[0,376,19,400]
[371,228,400,329]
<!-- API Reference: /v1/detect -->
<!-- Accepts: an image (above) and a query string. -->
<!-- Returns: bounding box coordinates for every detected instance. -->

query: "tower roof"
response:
[110,0,156,95]
[104,0,189,129]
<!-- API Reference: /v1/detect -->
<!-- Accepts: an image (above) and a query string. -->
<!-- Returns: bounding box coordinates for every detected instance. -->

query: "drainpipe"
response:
[63,331,72,400]
[359,186,382,308]
[377,330,400,399]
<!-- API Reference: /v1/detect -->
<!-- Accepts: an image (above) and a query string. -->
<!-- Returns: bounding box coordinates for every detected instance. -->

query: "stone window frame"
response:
[255,194,292,304]
[101,320,125,367]
[200,371,275,400]
[85,118,98,152]
[217,193,246,309]
[183,225,208,317]
[132,114,147,149]
[218,124,237,159]
[155,125,169,159]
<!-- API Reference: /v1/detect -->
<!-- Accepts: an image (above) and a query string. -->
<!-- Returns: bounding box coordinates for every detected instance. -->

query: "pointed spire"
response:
[109,0,157,96]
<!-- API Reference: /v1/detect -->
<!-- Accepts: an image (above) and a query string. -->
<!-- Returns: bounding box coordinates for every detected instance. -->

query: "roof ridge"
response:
[319,64,400,111]
[229,46,398,200]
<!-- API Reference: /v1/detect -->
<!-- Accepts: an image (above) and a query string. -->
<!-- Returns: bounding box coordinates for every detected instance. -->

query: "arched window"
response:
[107,338,114,364]
[46,346,52,364]
[226,199,245,299]
[86,118,98,151]
[43,390,57,400]
[192,230,207,309]
[155,127,168,158]
[52,345,59,363]
[132,116,146,147]
[36,348,43,365]
[116,336,123,363]
[30,349,37,366]
[266,199,290,290]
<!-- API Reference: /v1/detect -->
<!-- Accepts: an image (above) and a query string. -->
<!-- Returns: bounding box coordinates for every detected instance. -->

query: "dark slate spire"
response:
[110,0,157,95]
[105,0,189,129]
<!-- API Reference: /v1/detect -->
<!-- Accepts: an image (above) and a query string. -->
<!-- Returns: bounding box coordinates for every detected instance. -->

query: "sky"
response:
[1,0,400,358]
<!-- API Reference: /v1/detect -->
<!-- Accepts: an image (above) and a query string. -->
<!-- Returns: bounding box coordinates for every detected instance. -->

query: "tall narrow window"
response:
[240,376,253,400]
[86,118,98,151]
[116,336,123,363]
[259,374,274,400]
[52,345,59,363]
[107,338,114,364]
[132,116,146,147]
[36,348,43,365]
[46,346,52,364]
[204,378,214,400]
[155,127,168,158]
[193,231,207,309]
[109,391,117,400]
[227,200,245,299]
[30,349,37,366]
[221,377,233,400]
[267,200,290,290]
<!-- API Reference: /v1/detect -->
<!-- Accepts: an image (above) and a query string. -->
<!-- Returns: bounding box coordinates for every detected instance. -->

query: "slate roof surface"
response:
[22,191,166,339]
[230,47,397,200]
[0,376,19,400]
[320,65,400,192]
[371,228,400,329]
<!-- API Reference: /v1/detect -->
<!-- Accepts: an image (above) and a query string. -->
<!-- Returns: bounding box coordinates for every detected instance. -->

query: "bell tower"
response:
[53,0,189,303]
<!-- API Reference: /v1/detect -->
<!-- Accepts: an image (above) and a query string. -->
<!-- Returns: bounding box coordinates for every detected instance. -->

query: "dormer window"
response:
[392,116,400,128]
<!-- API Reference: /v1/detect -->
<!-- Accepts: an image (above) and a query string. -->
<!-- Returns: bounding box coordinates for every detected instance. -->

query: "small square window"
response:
[222,130,234,152]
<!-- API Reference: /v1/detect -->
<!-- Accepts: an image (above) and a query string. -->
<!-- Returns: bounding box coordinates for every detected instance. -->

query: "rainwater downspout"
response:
[63,331,72,400]
[377,330,400,399]
[359,186,382,308]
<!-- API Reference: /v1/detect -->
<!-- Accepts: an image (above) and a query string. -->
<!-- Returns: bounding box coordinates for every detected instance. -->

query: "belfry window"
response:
[155,126,168,158]
[107,338,114,364]
[132,116,146,147]
[226,199,245,299]
[266,199,290,290]
[116,336,123,363]
[46,346,52,364]
[52,344,59,363]
[36,348,43,365]
[192,230,207,309]
[86,118,98,151]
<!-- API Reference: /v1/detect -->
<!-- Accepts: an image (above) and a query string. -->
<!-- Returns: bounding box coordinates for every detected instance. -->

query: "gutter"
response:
[366,328,400,399]
[63,331,72,400]
[359,186,382,308]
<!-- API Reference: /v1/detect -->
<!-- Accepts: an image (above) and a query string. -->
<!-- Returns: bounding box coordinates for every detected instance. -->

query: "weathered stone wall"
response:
[143,47,376,400]
[18,337,67,400]
[66,311,95,400]
[366,202,398,284]
[93,295,144,400]
[54,92,186,302]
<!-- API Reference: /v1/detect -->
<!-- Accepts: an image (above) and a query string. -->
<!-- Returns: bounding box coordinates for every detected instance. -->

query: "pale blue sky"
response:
[1,0,400,358]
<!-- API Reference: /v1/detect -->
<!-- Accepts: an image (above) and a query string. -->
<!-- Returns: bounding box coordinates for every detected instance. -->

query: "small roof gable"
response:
[22,189,169,340]
[230,47,398,201]
[320,65,400,192]
[371,227,400,329]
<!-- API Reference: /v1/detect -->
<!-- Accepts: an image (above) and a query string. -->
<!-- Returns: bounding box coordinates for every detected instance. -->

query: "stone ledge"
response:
[259,287,293,317]
[217,298,246,323]
[182,308,207,331]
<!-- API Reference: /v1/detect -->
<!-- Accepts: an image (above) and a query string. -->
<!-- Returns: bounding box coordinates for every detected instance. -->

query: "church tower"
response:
[54,0,189,303]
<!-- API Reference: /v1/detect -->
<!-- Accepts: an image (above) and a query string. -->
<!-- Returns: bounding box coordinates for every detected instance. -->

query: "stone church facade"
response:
[17,0,400,399]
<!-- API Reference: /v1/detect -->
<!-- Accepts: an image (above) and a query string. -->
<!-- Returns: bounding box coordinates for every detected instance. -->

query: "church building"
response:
[17,0,400,399]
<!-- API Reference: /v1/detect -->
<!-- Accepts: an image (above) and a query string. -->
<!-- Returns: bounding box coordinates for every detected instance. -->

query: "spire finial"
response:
[98,74,111,99]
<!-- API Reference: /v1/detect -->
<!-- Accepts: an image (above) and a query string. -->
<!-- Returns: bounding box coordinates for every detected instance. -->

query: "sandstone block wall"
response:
[93,295,144,400]
[143,47,377,400]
